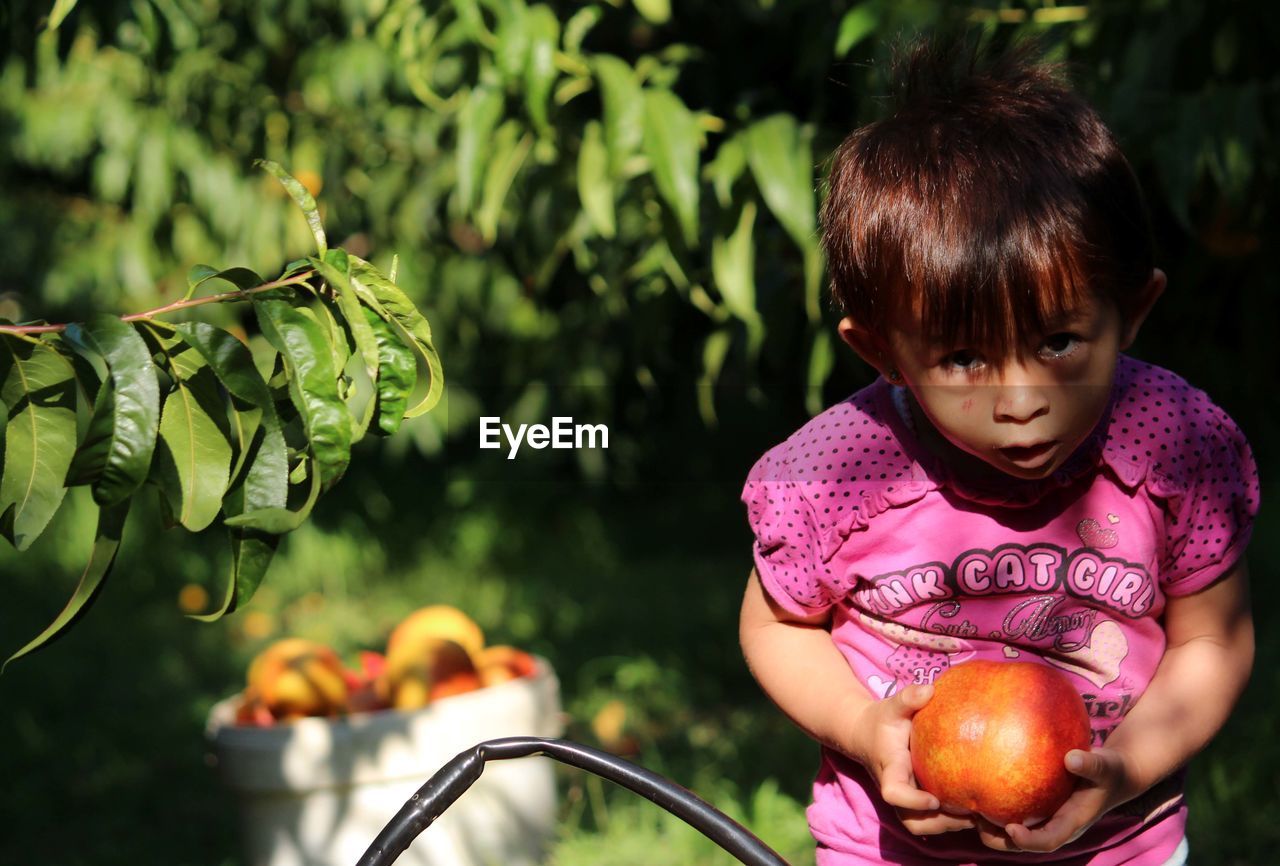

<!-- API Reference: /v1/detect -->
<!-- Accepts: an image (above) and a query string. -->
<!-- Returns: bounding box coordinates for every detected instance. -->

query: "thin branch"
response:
[0,271,316,336]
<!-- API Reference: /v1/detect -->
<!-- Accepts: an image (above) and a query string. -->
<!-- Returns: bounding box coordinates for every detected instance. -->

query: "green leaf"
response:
[0,335,78,550]
[806,330,835,418]
[176,323,287,617]
[363,307,417,436]
[298,299,350,387]
[63,345,102,401]
[255,159,327,255]
[185,264,265,300]
[188,524,278,622]
[173,323,287,516]
[223,455,321,533]
[63,316,161,507]
[456,84,505,215]
[744,114,822,321]
[524,5,561,134]
[313,252,380,380]
[642,88,701,246]
[697,328,732,426]
[706,133,748,209]
[142,324,233,533]
[801,244,824,324]
[253,299,351,491]
[46,0,81,31]
[4,500,129,669]
[743,114,816,250]
[202,418,292,605]
[711,200,758,323]
[835,5,879,56]
[280,258,312,280]
[633,0,671,25]
[494,1,530,83]
[225,401,262,493]
[595,55,644,175]
[451,0,490,41]
[564,5,602,54]
[578,120,616,238]
[477,121,534,244]
[350,260,445,417]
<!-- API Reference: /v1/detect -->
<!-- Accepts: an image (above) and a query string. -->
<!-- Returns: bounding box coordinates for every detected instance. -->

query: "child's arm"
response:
[999,560,1254,854]
[739,568,975,836]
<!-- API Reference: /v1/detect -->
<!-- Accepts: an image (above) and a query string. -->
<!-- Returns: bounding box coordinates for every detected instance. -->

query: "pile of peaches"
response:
[234,605,537,726]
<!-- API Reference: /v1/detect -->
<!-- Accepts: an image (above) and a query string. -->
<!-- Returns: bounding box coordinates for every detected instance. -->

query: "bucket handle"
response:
[355,736,790,866]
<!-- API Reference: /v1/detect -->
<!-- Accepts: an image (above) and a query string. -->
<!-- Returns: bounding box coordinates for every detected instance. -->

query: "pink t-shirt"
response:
[741,355,1259,865]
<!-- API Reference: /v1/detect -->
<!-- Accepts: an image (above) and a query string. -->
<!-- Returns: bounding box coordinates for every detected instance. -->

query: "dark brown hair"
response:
[820,32,1154,356]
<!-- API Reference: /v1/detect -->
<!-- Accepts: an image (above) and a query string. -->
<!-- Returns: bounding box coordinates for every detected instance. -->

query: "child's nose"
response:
[992,364,1050,422]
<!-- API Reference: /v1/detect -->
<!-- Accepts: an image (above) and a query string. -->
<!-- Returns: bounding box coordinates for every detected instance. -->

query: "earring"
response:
[886,368,902,384]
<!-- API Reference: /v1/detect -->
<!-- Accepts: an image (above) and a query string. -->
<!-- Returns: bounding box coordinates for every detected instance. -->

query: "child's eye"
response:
[941,349,984,371]
[1039,333,1081,359]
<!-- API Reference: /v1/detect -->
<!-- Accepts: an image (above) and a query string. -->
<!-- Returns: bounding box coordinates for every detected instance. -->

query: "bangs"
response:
[820,33,1154,353]
[894,201,1096,357]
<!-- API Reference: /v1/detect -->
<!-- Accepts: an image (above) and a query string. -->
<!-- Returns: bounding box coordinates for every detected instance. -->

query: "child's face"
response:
[841,272,1165,483]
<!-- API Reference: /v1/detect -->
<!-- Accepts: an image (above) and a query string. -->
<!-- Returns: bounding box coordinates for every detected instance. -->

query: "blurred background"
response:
[1,1,1276,863]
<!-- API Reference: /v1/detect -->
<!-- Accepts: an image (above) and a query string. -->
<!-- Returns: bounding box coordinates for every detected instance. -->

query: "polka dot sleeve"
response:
[741,445,839,617]
[1160,405,1260,595]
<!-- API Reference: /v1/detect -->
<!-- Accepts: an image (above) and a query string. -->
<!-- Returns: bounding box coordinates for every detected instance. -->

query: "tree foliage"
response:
[0,160,443,665]
[3,0,1274,422]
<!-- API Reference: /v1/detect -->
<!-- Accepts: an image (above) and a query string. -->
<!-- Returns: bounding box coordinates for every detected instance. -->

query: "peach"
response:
[245,638,348,720]
[476,645,537,687]
[379,637,479,710]
[910,660,1091,825]
[386,605,485,660]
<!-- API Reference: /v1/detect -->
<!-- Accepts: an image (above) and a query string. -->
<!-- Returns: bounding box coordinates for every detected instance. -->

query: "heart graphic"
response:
[867,675,897,698]
[1002,646,1020,659]
[1106,513,1120,524]
[1077,518,1119,549]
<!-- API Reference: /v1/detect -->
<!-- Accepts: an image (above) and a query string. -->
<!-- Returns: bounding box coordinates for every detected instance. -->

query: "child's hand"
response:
[849,683,976,836]
[976,747,1129,853]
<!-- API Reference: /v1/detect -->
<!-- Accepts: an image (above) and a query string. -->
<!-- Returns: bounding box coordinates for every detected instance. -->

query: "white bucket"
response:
[206,658,563,866]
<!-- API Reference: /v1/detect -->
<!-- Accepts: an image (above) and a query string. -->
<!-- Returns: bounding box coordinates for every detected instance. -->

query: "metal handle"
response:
[356,736,790,866]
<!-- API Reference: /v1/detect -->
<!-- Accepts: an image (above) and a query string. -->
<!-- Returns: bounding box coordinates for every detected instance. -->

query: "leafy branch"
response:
[0,273,316,336]
[0,161,444,668]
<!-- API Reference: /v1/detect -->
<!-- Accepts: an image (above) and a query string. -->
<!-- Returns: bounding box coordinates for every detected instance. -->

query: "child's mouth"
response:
[998,441,1057,466]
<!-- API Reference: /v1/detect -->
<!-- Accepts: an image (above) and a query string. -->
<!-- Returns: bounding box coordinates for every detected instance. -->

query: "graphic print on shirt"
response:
[856,536,1143,710]
[1045,619,1129,688]
[852,540,1157,620]
[1076,511,1122,549]
[858,613,975,697]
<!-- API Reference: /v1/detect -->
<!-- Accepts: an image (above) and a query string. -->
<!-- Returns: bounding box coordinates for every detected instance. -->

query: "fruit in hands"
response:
[246,638,349,720]
[909,660,1091,825]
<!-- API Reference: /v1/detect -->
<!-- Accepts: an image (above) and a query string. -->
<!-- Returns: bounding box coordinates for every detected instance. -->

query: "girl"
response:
[738,34,1258,865]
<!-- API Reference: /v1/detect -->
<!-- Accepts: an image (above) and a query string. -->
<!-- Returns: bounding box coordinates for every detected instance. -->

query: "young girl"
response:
[738,35,1258,866]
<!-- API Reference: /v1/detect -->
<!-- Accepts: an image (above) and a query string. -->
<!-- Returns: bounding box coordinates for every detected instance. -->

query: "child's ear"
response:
[837,316,895,378]
[1120,268,1166,349]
